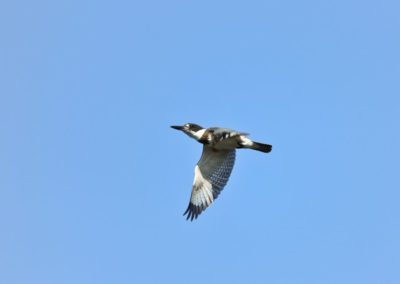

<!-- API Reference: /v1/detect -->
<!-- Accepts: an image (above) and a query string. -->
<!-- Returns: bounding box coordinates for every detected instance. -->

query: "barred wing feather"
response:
[183,146,236,221]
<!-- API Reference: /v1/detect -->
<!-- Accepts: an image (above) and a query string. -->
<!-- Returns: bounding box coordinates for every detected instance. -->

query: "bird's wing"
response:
[183,146,236,221]
[210,127,249,142]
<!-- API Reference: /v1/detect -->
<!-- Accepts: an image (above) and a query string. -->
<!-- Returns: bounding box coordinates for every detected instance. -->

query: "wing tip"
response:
[183,203,203,221]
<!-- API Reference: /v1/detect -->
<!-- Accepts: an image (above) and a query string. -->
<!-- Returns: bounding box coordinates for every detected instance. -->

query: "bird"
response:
[171,123,272,221]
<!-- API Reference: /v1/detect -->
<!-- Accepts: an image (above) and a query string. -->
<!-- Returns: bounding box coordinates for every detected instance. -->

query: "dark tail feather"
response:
[251,142,272,153]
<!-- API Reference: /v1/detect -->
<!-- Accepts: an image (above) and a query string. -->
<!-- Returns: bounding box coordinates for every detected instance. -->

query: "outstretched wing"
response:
[183,146,236,221]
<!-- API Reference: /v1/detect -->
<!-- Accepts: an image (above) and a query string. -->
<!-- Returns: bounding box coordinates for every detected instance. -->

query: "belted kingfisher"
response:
[171,123,272,221]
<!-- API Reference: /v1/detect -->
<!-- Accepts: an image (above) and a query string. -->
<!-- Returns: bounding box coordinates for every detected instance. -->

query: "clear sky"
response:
[1,0,399,283]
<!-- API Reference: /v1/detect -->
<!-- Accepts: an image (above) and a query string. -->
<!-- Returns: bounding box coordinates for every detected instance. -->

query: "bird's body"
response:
[171,123,272,221]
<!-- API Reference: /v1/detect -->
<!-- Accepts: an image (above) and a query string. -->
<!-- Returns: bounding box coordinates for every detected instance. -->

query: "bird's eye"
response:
[185,124,190,128]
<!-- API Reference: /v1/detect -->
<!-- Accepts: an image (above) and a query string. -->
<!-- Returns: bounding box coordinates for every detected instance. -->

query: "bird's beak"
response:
[171,125,184,131]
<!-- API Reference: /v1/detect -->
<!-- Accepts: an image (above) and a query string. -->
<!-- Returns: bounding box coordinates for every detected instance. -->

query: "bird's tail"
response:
[248,141,272,153]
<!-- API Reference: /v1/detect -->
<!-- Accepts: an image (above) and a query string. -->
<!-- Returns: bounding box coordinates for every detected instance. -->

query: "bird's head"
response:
[171,123,205,140]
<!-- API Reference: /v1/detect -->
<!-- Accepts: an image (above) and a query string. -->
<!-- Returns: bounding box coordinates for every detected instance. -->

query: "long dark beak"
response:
[171,125,184,131]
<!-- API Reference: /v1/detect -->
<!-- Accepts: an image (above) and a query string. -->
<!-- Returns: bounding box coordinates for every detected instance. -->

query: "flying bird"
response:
[171,123,272,221]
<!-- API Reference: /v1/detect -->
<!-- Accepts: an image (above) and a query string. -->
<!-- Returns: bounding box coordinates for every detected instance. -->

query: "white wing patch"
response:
[183,147,236,221]
[192,166,213,204]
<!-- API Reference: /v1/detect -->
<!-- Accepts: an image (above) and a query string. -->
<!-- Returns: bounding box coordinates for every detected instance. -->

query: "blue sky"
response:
[1,0,399,283]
